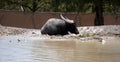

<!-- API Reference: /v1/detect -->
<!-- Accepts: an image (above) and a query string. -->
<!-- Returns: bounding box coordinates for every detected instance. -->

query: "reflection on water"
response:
[0,36,120,62]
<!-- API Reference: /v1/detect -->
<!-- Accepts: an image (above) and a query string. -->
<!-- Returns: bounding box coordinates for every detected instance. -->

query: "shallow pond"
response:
[0,36,120,62]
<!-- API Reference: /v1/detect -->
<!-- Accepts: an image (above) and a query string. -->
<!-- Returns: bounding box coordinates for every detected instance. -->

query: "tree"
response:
[93,0,120,25]
[0,0,120,26]
[94,0,104,26]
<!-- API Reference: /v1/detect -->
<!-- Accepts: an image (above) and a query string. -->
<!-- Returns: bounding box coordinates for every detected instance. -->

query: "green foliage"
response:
[78,33,95,37]
[0,0,120,13]
[103,0,120,13]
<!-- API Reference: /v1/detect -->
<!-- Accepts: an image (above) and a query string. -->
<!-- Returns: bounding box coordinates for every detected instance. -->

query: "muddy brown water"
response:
[0,36,120,62]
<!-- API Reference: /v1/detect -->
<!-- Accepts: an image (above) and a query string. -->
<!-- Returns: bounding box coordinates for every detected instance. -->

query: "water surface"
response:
[0,36,120,62]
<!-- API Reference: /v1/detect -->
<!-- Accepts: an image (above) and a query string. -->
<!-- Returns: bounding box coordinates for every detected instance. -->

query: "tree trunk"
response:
[94,0,104,26]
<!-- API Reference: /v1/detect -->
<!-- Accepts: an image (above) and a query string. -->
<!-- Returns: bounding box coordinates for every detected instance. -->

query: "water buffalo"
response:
[41,14,79,35]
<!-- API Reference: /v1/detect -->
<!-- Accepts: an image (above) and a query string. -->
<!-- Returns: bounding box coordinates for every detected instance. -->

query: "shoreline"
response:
[0,25,120,41]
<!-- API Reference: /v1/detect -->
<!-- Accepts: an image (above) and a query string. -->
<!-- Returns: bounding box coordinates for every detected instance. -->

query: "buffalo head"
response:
[60,14,79,34]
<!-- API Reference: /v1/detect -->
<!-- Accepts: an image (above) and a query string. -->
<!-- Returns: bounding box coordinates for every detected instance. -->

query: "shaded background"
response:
[0,11,120,29]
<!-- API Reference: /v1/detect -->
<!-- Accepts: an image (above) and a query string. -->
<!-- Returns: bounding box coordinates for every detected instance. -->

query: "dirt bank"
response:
[0,25,120,41]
